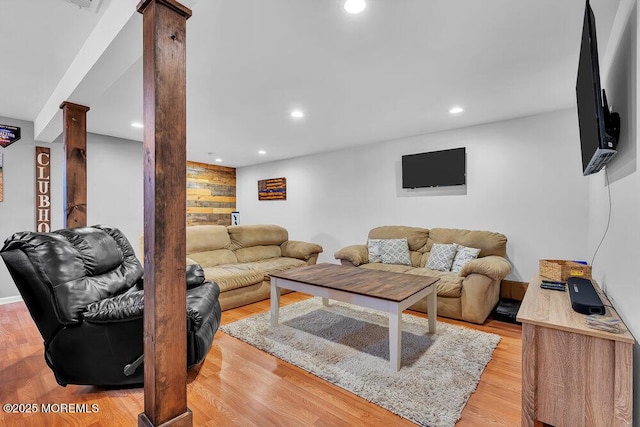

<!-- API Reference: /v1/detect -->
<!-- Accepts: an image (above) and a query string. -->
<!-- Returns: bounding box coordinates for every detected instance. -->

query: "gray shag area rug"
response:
[221,298,500,427]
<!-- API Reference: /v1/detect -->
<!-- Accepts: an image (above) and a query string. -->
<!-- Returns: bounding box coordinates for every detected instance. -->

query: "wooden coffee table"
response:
[269,263,439,371]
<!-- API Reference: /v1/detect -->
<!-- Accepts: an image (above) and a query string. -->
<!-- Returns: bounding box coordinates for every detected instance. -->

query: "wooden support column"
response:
[59,101,89,228]
[137,1,192,427]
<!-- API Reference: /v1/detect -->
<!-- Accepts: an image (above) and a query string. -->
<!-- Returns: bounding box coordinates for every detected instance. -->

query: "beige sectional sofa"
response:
[334,226,511,324]
[186,224,323,310]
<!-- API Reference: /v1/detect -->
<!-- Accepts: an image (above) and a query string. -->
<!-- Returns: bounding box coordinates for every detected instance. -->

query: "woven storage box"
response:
[539,259,592,282]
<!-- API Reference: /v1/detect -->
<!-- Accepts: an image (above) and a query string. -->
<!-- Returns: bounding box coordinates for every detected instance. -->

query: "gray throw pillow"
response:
[380,238,412,266]
[451,245,481,273]
[367,239,384,263]
[426,243,458,271]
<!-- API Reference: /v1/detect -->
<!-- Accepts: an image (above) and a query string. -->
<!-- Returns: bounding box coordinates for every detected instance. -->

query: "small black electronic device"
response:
[540,282,565,291]
[542,279,565,285]
[494,299,522,324]
[567,277,605,315]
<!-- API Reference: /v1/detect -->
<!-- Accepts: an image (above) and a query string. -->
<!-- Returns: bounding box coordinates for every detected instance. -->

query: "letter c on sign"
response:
[37,152,50,166]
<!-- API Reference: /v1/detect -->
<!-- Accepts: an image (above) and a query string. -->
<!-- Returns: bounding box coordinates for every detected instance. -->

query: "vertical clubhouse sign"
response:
[36,147,51,232]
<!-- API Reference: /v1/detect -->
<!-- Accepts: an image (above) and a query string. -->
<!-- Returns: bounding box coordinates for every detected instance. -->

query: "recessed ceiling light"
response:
[215,158,222,162]
[344,0,366,14]
[449,107,464,114]
[258,150,266,155]
[290,110,304,119]
[131,121,144,128]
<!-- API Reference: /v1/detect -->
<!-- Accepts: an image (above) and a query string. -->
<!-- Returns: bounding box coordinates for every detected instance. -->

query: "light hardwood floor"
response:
[0,293,524,426]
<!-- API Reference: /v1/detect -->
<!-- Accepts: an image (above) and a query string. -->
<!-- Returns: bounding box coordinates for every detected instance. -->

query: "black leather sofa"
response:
[0,225,221,387]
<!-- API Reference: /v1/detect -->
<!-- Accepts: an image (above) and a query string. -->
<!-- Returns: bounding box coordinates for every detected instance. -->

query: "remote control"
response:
[541,279,565,285]
[540,282,565,291]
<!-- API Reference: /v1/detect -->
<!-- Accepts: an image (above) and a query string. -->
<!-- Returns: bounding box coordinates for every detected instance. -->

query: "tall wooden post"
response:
[137,1,192,426]
[60,101,89,228]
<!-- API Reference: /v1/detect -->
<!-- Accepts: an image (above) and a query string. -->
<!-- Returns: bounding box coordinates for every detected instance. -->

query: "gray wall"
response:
[237,109,590,283]
[587,3,639,421]
[0,116,143,299]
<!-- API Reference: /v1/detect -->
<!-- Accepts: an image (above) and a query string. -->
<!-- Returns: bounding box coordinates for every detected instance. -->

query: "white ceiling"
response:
[0,0,622,167]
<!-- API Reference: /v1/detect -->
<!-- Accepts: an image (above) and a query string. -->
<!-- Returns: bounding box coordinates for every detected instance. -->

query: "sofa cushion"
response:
[202,266,264,292]
[427,228,507,258]
[235,246,282,263]
[360,263,415,274]
[187,225,230,253]
[451,245,481,273]
[189,249,238,268]
[228,224,288,249]
[368,226,429,252]
[409,251,423,267]
[406,268,463,298]
[248,257,307,279]
[426,243,457,271]
[379,239,411,265]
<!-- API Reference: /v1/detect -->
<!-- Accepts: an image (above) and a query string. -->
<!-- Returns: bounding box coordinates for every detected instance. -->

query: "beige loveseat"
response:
[186,224,323,310]
[334,226,511,324]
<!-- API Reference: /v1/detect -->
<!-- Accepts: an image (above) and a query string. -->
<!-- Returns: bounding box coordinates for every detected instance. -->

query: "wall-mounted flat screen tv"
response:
[402,147,466,189]
[576,0,620,175]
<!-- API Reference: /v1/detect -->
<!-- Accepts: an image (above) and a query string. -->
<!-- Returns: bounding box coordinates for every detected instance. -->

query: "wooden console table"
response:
[517,276,634,426]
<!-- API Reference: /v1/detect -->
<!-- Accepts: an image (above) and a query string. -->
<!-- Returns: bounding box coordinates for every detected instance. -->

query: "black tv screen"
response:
[402,147,466,188]
[575,0,619,175]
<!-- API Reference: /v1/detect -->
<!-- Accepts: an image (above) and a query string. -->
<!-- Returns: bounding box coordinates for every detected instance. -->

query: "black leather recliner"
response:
[0,224,221,387]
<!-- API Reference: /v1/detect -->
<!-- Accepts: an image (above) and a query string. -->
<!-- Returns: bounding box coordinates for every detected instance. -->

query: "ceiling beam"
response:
[33,0,201,144]
[33,0,140,142]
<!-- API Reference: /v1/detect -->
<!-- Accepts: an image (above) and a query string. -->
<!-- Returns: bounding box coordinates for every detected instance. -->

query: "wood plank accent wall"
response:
[186,161,236,226]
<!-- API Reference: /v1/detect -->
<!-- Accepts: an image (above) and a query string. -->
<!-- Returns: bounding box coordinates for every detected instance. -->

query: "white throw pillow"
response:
[451,245,481,273]
[367,239,384,263]
[380,238,412,266]
[426,243,458,271]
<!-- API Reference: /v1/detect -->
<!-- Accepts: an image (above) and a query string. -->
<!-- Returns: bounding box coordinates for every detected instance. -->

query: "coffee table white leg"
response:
[389,309,401,371]
[427,288,437,333]
[270,281,281,327]
[322,297,329,306]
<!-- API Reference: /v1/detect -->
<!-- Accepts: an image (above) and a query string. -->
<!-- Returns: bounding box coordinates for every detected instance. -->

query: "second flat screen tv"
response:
[402,147,466,189]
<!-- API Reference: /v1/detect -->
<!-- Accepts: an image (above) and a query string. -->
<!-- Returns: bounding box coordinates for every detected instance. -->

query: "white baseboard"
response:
[0,295,23,305]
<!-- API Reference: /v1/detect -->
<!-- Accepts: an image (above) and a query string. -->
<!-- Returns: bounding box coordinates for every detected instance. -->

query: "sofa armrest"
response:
[458,255,511,281]
[460,274,501,324]
[334,244,369,267]
[186,281,221,331]
[84,279,220,326]
[83,288,144,323]
[280,240,323,261]
[186,264,206,289]
[136,265,206,289]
